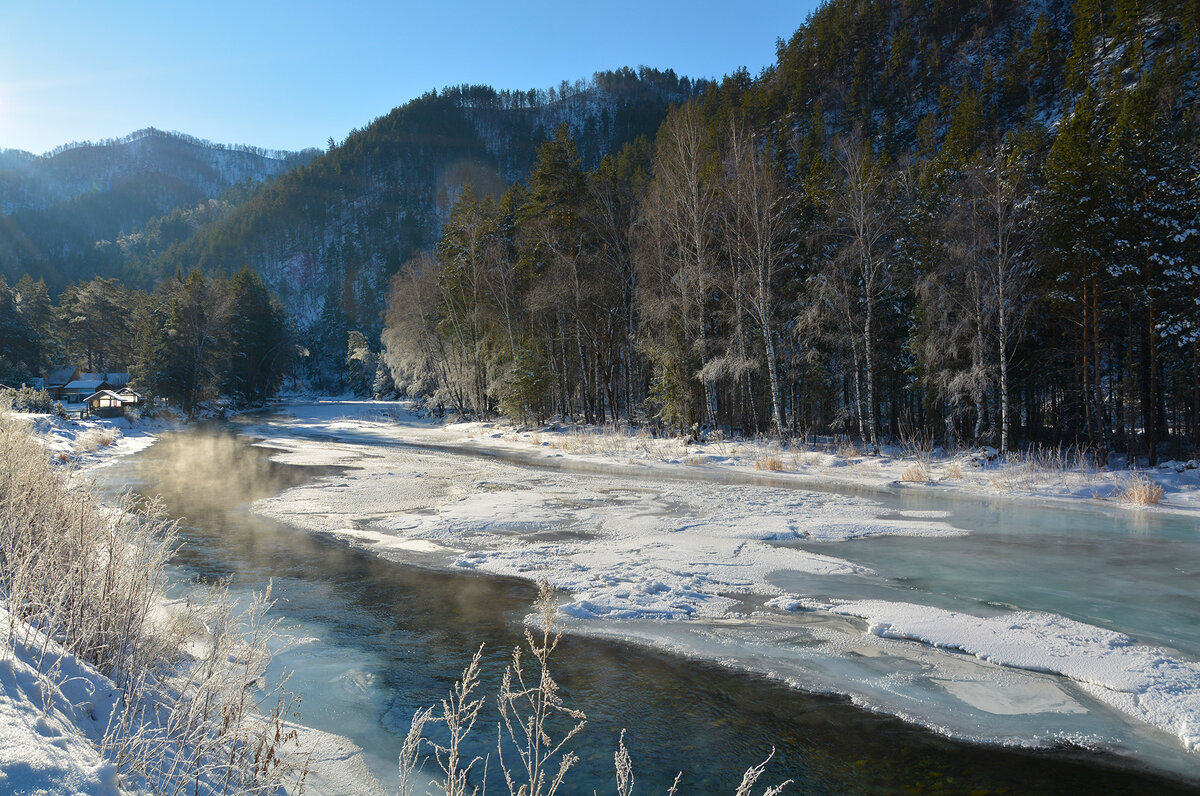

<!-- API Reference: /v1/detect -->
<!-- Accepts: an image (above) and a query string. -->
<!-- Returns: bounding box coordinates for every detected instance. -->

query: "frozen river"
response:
[97,405,1200,793]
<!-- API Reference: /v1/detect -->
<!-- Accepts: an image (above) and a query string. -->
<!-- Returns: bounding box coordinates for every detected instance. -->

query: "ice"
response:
[794,598,1200,752]
[232,400,1200,776]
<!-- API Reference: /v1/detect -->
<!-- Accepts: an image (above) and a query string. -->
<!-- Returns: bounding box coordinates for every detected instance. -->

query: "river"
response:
[96,415,1200,794]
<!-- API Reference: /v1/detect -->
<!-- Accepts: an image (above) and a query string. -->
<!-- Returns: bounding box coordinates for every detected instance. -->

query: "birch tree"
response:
[828,132,894,449]
[639,103,720,428]
[723,118,790,439]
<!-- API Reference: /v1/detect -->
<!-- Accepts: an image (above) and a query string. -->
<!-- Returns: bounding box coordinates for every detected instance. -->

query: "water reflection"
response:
[99,427,1197,795]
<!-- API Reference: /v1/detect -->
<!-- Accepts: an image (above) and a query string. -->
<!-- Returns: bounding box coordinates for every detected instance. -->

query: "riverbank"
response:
[239,398,1200,785]
[12,409,168,470]
[0,409,386,795]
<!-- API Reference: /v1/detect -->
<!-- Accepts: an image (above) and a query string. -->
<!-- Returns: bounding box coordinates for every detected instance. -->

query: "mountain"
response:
[154,68,704,352]
[0,128,320,289]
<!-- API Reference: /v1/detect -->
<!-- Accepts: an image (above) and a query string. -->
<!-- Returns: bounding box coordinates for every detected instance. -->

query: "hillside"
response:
[0,129,319,289]
[154,68,702,377]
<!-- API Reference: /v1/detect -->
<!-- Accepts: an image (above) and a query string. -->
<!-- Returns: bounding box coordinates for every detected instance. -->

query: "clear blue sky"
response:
[0,1,816,155]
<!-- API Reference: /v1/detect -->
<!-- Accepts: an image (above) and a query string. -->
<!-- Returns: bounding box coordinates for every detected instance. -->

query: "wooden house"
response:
[84,390,126,418]
[83,388,142,418]
[42,366,80,400]
[61,378,110,405]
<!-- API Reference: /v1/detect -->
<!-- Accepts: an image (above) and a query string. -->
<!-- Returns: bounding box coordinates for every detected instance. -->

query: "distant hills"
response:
[0,129,319,289]
[0,69,701,340]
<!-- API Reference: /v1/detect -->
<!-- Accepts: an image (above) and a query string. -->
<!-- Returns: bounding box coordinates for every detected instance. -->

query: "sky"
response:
[0,1,816,156]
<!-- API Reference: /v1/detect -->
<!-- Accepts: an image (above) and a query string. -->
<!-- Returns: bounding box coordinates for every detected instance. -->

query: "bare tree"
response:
[723,117,790,439]
[640,103,720,428]
[923,143,1033,449]
[827,132,895,449]
[982,144,1033,451]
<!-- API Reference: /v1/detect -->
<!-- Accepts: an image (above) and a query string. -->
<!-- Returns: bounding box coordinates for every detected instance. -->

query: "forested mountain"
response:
[0,129,319,290]
[382,0,1200,462]
[155,68,704,384]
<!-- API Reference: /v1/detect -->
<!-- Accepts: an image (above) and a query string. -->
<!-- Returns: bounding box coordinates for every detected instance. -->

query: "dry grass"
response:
[943,462,964,480]
[900,465,930,482]
[834,440,860,458]
[684,455,709,466]
[398,580,790,796]
[1116,472,1164,505]
[755,455,784,471]
[0,409,308,794]
[74,427,117,453]
[988,446,1100,493]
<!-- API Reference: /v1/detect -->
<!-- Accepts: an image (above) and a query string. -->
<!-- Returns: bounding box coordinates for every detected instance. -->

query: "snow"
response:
[776,598,1200,753]
[248,403,966,621]
[0,606,122,796]
[10,411,166,471]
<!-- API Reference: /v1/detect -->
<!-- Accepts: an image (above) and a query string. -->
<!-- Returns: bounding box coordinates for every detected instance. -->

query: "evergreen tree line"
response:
[381,0,1200,463]
[0,268,292,415]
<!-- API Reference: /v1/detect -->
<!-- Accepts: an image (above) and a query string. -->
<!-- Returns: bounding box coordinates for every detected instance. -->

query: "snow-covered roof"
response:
[64,379,108,392]
[81,372,130,388]
[43,366,78,387]
[84,389,126,403]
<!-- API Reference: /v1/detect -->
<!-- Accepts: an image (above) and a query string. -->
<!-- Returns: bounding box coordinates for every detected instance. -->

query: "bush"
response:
[0,385,59,414]
[398,580,790,796]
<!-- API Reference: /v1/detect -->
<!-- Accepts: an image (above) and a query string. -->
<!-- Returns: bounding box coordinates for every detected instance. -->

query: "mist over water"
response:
[97,426,1199,794]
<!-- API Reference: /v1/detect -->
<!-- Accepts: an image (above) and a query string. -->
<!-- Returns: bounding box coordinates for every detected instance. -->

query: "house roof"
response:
[44,366,78,387]
[81,372,130,388]
[64,379,108,392]
[85,390,127,403]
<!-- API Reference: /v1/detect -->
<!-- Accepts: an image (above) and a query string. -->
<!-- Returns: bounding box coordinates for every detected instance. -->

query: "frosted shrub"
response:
[399,579,790,796]
[0,385,63,415]
[497,582,588,796]
[0,410,307,794]
[75,427,117,453]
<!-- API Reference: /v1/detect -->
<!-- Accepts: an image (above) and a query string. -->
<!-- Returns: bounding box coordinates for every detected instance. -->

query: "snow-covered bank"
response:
[0,410,384,795]
[441,413,1200,516]
[235,399,1200,780]
[0,411,169,793]
[11,410,168,470]
[0,605,121,795]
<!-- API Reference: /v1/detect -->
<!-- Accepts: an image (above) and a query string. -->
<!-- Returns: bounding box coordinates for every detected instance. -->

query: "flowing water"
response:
[96,424,1200,794]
